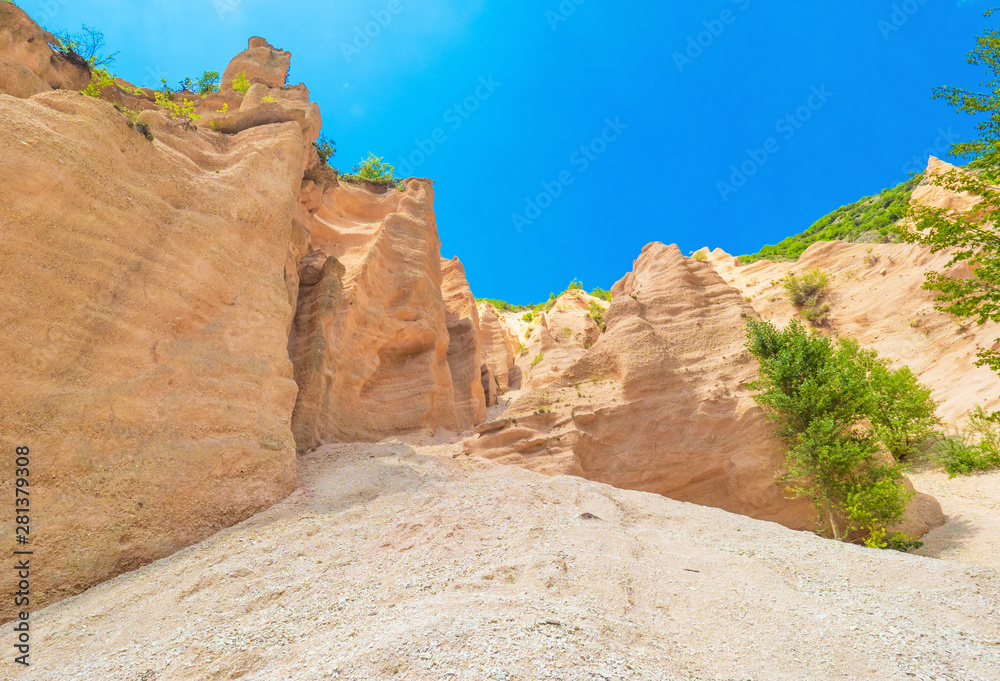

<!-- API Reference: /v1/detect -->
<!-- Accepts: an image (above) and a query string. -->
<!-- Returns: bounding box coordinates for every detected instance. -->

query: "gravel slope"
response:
[12,440,1000,681]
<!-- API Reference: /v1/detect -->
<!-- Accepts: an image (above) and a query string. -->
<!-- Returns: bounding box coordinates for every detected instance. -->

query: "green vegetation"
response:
[746,319,938,549]
[531,352,545,367]
[314,135,336,166]
[587,301,606,332]
[740,175,922,264]
[783,268,831,326]
[53,25,118,69]
[478,282,612,315]
[232,72,252,95]
[567,279,583,290]
[154,91,201,126]
[481,299,529,314]
[902,12,1000,379]
[341,152,405,189]
[692,250,708,262]
[178,71,219,95]
[935,406,1000,477]
[590,287,612,302]
[522,311,535,323]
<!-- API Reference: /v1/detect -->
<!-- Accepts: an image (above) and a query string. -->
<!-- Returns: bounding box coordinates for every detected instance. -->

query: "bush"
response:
[587,301,606,332]
[480,299,528,314]
[53,25,118,69]
[315,135,336,166]
[746,319,938,549]
[522,312,534,323]
[784,268,830,325]
[531,352,545,367]
[232,72,251,95]
[692,250,708,262]
[155,91,202,126]
[178,71,219,95]
[935,406,1000,476]
[567,279,583,290]
[341,152,403,189]
[590,288,612,302]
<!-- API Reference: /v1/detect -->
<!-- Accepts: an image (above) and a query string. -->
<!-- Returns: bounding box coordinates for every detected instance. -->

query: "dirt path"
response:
[11,439,1000,681]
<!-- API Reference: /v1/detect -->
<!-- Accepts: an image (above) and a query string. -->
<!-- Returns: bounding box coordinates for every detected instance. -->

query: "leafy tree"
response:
[746,319,937,549]
[178,71,220,95]
[314,135,336,166]
[567,279,583,290]
[341,152,403,189]
[900,17,1000,378]
[590,287,612,302]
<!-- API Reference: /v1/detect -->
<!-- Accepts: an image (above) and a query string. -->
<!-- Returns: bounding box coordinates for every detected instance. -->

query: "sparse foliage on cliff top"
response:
[746,319,938,550]
[53,24,118,69]
[340,152,404,189]
[179,71,220,95]
[903,11,1000,379]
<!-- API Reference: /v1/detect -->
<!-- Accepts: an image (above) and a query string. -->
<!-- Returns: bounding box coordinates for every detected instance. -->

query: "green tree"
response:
[314,135,336,166]
[746,320,937,549]
[902,12,1000,377]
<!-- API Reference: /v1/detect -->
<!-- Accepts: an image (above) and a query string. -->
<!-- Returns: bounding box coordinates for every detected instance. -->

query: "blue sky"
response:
[20,0,991,304]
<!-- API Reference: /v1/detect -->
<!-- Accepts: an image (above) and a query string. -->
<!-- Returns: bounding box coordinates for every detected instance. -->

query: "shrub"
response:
[314,135,336,166]
[154,91,202,126]
[53,25,118,69]
[531,352,545,367]
[692,250,708,262]
[587,301,606,332]
[341,152,403,188]
[746,319,938,549]
[784,268,830,325]
[522,312,534,323]
[590,287,612,302]
[232,72,251,95]
[935,406,1000,477]
[135,121,153,141]
[567,279,583,290]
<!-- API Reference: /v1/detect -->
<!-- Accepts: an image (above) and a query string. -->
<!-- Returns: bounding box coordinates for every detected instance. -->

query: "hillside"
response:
[739,175,923,264]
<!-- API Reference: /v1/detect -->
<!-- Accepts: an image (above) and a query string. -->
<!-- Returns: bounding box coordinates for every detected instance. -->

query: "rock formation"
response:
[707,157,1000,425]
[465,243,944,537]
[477,304,518,393]
[441,257,488,430]
[0,4,89,97]
[0,12,486,619]
[0,47,312,619]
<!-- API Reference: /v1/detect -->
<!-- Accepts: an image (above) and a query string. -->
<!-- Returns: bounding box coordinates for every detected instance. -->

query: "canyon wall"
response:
[0,6,486,618]
[465,243,944,537]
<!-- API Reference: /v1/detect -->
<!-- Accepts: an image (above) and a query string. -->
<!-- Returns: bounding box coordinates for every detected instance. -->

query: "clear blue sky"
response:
[20,0,991,304]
